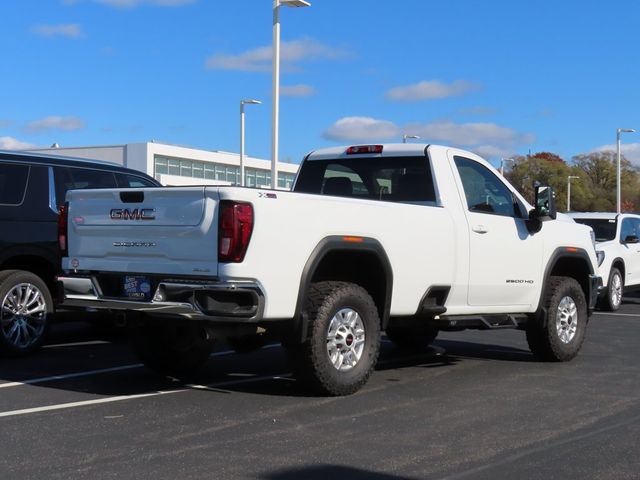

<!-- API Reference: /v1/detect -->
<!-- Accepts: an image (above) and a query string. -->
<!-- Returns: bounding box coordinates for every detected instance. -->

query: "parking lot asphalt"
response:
[2,301,640,480]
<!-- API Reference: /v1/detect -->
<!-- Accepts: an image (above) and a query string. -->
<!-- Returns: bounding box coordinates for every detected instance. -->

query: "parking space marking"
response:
[0,373,290,419]
[0,345,281,391]
[594,312,640,317]
[43,340,111,349]
[0,364,143,390]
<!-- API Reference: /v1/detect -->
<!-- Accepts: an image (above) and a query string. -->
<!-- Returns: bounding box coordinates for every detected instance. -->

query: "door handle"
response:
[472,225,488,234]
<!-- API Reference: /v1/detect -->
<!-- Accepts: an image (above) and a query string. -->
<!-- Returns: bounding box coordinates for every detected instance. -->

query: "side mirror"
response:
[526,184,556,234]
[624,235,640,244]
[534,185,557,220]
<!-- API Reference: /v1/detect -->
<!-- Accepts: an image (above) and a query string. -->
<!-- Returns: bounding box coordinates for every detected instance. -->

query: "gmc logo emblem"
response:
[110,208,156,220]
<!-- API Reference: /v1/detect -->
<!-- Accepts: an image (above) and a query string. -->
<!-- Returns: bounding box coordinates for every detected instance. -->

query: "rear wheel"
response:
[0,270,53,356]
[385,324,438,351]
[131,318,215,378]
[287,281,380,396]
[526,276,587,362]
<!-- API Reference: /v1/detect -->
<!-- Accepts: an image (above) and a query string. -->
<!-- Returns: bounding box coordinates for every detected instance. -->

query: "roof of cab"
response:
[306,143,433,160]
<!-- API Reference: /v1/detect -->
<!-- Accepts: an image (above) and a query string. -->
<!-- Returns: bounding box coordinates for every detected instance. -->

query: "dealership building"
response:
[29,142,299,189]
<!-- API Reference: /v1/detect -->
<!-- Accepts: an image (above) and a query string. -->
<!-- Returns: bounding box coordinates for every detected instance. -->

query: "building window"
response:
[193,162,204,178]
[180,160,193,177]
[155,157,168,175]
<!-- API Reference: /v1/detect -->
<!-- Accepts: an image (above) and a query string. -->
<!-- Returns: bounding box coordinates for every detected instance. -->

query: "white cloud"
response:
[322,117,534,159]
[407,121,535,147]
[0,137,36,150]
[96,0,195,7]
[593,143,640,165]
[31,23,83,38]
[386,80,480,102]
[25,116,85,133]
[206,38,351,72]
[323,117,400,142]
[281,84,317,97]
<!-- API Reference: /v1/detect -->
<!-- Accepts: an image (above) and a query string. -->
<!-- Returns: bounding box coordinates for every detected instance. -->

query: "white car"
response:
[569,212,640,311]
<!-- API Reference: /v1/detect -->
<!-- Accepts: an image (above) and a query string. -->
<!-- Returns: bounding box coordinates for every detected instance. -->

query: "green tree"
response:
[571,151,639,212]
[505,152,572,210]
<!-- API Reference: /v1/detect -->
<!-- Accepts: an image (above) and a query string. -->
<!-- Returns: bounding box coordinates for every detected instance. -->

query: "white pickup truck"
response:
[58,143,601,395]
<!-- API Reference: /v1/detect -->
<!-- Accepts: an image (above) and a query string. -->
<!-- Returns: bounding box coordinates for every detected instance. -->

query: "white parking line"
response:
[43,340,111,349]
[0,344,282,390]
[0,364,143,389]
[0,373,290,418]
[594,312,640,317]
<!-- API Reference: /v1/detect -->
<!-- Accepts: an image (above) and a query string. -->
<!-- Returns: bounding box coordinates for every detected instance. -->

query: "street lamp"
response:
[271,0,311,189]
[500,158,514,176]
[617,128,635,213]
[402,134,420,143]
[567,175,579,212]
[240,99,261,187]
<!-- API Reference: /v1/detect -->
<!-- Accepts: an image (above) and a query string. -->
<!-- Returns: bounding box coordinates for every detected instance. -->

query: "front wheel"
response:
[0,270,53,356]
[526,276,587,362]
[601,267,623,312]
[287,281,381,396]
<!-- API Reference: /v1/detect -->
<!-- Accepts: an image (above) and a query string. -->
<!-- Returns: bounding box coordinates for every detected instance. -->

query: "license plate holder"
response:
[123,275,152,300]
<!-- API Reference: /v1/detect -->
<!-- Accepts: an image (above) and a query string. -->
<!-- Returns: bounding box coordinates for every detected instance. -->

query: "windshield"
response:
[573,218,617,242]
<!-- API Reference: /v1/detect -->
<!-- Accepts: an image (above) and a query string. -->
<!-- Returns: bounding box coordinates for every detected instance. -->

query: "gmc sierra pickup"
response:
[58,144,601,395]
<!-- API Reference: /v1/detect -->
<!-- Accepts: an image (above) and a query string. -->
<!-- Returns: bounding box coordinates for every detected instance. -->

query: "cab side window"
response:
[0,163,30,206]
[54,167,118,206]
[620,218,640,243]
[454,156,516,217]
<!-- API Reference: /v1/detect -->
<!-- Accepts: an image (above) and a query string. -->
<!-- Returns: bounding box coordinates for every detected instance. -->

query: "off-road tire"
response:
[599,267,623,312]
[526,276,587,362]
[131,319,215,378]
[385,324,438,351]
[286,281,381,396]
[0,270,53,356]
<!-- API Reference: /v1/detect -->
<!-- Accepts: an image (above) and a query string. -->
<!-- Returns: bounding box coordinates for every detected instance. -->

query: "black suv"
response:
[0,150,160,355]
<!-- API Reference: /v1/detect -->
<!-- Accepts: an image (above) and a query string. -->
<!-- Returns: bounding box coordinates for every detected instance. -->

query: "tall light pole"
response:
[402,134,420,143]
[617,128,635,213]
[271,0,311,189]
[500,158,514,176]
[240,99,261,187]
[567,175,579,212]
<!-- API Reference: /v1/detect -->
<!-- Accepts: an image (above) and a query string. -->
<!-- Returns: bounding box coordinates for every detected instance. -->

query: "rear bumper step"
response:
[57,275,265,323]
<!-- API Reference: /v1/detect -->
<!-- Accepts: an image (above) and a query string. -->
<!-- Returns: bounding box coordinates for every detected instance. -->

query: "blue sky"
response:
[2,0,640,167]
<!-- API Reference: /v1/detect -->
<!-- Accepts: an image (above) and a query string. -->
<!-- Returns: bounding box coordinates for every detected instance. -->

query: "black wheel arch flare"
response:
[536,246,596,325]
[293,236,393,342]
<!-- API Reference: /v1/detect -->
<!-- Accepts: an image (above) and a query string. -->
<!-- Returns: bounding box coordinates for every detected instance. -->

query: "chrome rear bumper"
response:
[58,275,265,323]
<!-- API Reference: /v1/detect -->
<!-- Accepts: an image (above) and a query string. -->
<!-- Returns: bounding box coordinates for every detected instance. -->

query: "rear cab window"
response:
[0,162,30,206]
[294,156,437,205]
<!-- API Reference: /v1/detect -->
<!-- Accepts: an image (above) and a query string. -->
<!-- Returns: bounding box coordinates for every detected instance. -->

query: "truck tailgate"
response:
[65,187,219,276]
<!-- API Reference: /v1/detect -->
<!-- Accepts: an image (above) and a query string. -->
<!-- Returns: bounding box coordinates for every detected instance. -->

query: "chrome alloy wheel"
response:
[556,296,578,344]
[610,272,623,308]
[326,308,366,372]
[1,283,47,349]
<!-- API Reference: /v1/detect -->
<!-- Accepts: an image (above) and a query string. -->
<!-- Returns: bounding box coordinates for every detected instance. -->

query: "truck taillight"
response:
[58,203,68,256]
[218,201,254,263]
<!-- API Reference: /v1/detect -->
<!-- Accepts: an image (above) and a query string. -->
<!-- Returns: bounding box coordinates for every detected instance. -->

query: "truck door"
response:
[620,217,640,286]
[450,154,543,307]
